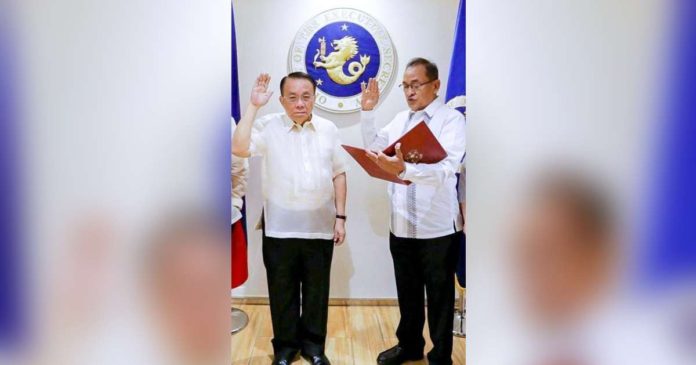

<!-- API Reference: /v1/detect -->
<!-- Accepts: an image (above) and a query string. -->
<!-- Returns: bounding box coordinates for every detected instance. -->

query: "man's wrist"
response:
[336,214,347,221]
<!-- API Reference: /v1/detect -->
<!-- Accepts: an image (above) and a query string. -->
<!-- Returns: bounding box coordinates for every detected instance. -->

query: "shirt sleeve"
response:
[332,126,349,177]
[458,163,466,203]
[361,109,390,151]
[231,153,248,211]
[399,112,466,186]
[248,116,269,156]
[231,121,248,211]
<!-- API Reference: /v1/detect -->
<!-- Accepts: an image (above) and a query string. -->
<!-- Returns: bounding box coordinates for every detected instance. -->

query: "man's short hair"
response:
[280,72,317,96]
[406,58,439,81]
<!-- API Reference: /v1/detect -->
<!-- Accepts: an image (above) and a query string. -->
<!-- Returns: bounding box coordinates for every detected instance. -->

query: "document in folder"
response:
[342,121,447,185]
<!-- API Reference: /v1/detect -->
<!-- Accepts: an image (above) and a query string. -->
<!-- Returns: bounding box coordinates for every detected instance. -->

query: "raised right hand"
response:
[250,73,273,107]
[360,78,379,111]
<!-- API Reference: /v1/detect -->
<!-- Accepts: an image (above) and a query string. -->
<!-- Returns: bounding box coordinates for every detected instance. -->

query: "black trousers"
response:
[262,234,334,358]
[389,231,462,365]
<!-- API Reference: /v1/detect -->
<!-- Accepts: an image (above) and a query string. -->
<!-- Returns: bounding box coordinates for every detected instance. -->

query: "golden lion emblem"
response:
[313,36,370,85]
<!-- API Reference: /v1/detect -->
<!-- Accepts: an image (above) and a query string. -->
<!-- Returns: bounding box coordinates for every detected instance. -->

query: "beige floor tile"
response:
[231,304,466,365]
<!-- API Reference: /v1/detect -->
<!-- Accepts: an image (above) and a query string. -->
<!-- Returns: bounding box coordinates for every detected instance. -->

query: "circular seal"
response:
[288,8,398,113]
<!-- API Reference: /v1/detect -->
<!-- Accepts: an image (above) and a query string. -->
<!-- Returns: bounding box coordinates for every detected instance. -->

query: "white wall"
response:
[232,0,460,299]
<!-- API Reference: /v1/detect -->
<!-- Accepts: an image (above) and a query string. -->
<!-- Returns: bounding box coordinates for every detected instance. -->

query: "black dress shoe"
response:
[376,345,423,365]
[301,352,331,365]
[272,351,297,365]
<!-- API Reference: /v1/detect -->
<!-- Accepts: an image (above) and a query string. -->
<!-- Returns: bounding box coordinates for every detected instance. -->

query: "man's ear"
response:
[434,79,441,91]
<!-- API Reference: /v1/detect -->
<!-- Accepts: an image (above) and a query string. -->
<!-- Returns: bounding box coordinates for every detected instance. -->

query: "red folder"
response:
[342,121,447,185]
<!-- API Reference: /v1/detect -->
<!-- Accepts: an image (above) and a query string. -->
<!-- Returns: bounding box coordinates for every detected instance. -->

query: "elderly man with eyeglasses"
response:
[232,72,348,365]
[360,58,466,365]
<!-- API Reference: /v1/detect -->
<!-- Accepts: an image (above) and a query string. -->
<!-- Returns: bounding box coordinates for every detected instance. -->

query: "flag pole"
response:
[230,1,249,335]
[446,0,467,337]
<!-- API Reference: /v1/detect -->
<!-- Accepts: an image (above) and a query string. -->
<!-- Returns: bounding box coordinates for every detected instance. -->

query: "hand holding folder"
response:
[342,121,447,185]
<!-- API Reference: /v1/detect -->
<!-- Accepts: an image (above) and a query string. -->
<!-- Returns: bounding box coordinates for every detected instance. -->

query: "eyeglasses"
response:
[398,79,436,92]
[283,95,314,104]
